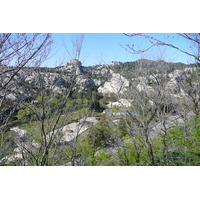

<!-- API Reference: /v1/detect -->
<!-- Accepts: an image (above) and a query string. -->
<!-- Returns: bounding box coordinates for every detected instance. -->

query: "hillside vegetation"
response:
[1,58,200,166]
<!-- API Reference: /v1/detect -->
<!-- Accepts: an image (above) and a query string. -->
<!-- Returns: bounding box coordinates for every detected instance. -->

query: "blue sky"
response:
[44,33,194,67]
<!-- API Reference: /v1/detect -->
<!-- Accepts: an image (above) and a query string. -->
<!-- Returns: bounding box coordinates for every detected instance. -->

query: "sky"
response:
[44,33,195,67]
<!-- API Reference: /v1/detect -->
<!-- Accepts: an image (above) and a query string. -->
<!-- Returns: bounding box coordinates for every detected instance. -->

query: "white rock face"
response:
[98,73,129,94]
[10,127,26,137]
[60,122,89,142]
[0,153,23,164]
[6,93,17,100]
[49,121,89,143]
[64,59,84,74]
[107,99,132,108]
[149,100,154,106]
[93,79,102,86]
[53,117,99,142]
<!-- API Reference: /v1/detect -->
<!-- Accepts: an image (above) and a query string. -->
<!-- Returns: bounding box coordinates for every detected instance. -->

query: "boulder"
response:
[107,99,132,108]
[98,73,129,94]
[60,122,89,142]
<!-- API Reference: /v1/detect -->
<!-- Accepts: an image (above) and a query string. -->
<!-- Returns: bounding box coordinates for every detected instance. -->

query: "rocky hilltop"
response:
[61,59,85,74]
[0,59,196,102]
[0,59,132,100]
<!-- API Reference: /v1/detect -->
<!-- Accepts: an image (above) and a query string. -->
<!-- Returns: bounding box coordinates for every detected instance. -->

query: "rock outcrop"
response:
[64,59,85,74]
[107,99,132,108]
[61,122,88,142]
[98,73,130,94]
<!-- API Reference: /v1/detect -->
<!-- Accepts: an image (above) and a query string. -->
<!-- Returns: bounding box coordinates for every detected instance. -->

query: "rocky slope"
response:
[1,58,199,165]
